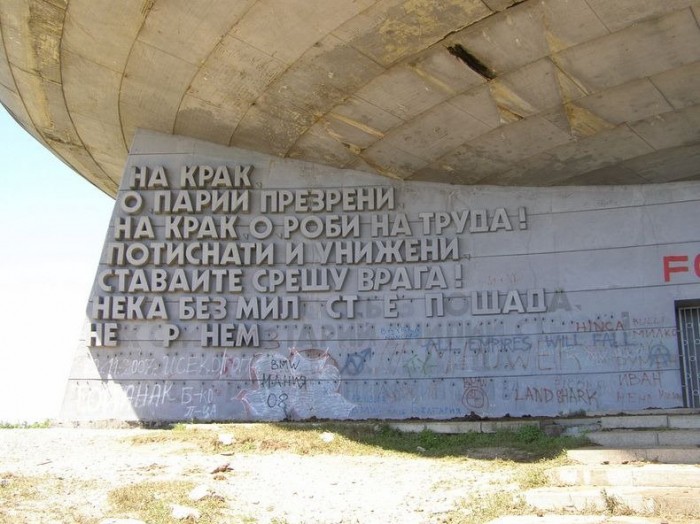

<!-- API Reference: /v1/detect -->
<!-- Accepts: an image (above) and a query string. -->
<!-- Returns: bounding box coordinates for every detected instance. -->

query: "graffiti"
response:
[239,348,354,420]
[462,378,488,410]
[265,392,288,409]
[69,381,132,415]
[124,382,175,408]
[340,348,373,376]
[657,389,683,402]
[591,331,635,348]
[606,342,677,371]
[616,391,652,404]
[575,319,627,332]
[662,253,700,282]
[647,343,673,367]
[181,385,218,420]
[631,315,667,327]
[618,371,661,387]
[286,323,376,350]
[402,351,437,377]
[81,310,683,420]
[512,385,598,406]
[467,335,532,352]
[543,334,581,349]
[379,325,422,340]
[633,327,677,338]
[95,352,253,379]
[222,353,247,376]
[342,377,452,404]
[261,327,281,350]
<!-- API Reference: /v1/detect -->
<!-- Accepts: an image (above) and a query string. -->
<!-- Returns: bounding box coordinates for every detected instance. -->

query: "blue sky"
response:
[0,108,114,422]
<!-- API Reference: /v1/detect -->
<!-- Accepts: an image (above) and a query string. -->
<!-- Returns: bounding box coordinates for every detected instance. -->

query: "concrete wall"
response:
[62,131,700,422]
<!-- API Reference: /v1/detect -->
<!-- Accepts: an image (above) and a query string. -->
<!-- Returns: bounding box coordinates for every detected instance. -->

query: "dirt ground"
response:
[0,428,518,523]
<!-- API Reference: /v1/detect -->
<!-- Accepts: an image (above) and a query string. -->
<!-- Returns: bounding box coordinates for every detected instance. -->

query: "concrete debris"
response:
[217,433,235,446]
[188,484,211,501]
[188,484,223,502]
[171,504,201,521]
[210,462,233,474]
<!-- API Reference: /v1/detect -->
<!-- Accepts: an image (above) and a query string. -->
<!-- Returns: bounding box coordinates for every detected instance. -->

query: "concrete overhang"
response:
[1,0,699,196]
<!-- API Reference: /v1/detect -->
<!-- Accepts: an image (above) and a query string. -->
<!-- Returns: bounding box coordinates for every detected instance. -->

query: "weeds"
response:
[515,460,553,489]
[129,422,590,462]
[443,491,530,523]
[600,488,634,516]
[0,474,95,523]
[108,480,228,524]
[0,473,38,503]
[0,420,51,429]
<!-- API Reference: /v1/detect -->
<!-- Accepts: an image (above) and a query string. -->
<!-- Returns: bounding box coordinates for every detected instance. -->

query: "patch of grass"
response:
[129,422,590,462]
[0,473,96,523]
[650,499,700,521]
[516,462,549,489]
[131,427,226,453]
[514,424,543,443]
[443,491,530,524]
[0,420,51,429]
[514,453,570,489]
[108,480,229,524]
[0,473,38,502]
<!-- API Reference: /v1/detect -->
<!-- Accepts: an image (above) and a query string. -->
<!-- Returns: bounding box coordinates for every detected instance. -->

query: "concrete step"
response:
[546,464,700,487]
[388,419,538,434]
[567,447,700,465]
[598,414,700,430]
[586,429,700,447]
[524,486,700,514]
[390,413,700,437]
[488,516,669,524]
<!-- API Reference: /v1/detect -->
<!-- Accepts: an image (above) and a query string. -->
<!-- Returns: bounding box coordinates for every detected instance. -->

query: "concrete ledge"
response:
[488,517,667,524]
[388,420,539,434]
[657,429,700,446]
[488,517,607,524]
[480,420,539,433]
[388,421,482,433]
[586,408,700,417]
[524,486,700,513]
[546,464,700,487]
[567,447,700,465]
[586,430,661,447]
[600,415,668,430]
[668,414,700,429]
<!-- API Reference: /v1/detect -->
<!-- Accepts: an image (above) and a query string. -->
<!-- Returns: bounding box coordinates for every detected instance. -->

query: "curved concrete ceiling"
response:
[1,0,699,196]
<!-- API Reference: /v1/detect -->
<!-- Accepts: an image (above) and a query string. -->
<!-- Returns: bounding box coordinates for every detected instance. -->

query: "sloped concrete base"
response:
[524,486,700,514]
[546,464,700,488]
[567,447,700,465]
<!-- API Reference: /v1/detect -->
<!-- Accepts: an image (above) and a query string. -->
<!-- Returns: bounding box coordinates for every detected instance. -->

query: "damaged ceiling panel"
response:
[1,0,699,195]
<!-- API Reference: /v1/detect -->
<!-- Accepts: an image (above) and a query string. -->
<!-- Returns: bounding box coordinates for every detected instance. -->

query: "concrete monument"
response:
[61,131,700,421]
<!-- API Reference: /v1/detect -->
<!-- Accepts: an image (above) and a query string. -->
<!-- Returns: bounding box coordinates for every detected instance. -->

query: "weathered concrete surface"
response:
[61,131,700,422]
[546,464,700,487]
[489,517,669,524]
[389,420,538,434]
[587,430,700,447]
[567,447,700,465]
[2,1,700,194]
[524,486,700,513]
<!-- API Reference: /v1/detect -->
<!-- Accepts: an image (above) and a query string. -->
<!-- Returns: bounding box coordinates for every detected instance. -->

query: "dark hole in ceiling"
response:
[446,44,495,80]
